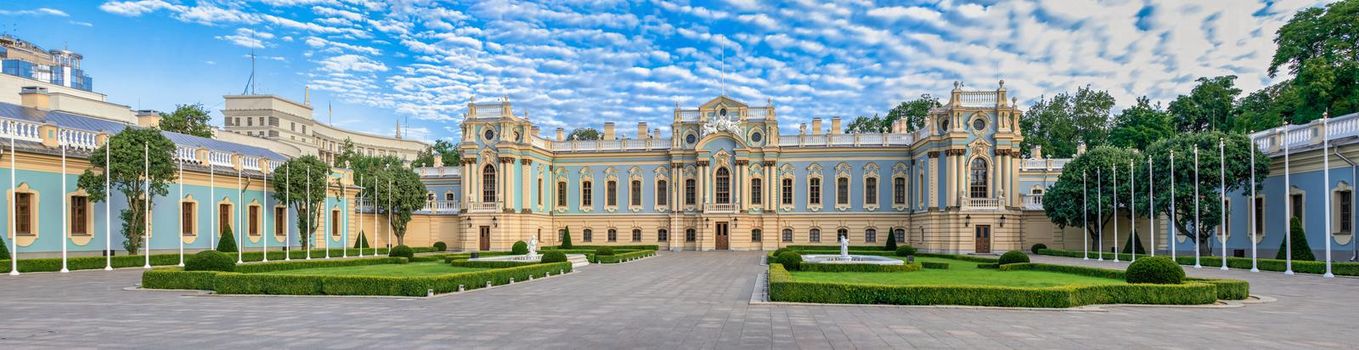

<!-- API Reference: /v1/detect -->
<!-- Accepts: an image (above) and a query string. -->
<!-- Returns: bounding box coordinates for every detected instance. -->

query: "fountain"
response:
[466,236,588,267]
[801,235,903,265]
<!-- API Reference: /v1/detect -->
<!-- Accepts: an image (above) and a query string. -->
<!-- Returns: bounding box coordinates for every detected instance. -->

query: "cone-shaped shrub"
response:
[353,231,369,249]
[1121,231,1147,254]
[560,228,573,249]
[884,229,898,251]
[0,233,9,260]
[216,225,238,253]
[1274,216,1315,261]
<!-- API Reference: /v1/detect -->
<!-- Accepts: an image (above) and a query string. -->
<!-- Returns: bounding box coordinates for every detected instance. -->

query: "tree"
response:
[1275,217,1317,261]
[333,138,358,168]
[885,95,942,132]
[1019,86,1116,158]
[1168,76,1242,132]
[884,228,898,251]
[1042,146,1142,249]
[1269,0,1359,123]
[157,103,214,138]
[411,139,460,167]
[567,128,600,141]
[1107,96,1174,151]
[271,156,330,250]
[561,227,573,249]
[354,155,426,246]
[844,114,886,133]
[1234,82,1299,133]
[1145,132,1268,256]
[76,127,177,254]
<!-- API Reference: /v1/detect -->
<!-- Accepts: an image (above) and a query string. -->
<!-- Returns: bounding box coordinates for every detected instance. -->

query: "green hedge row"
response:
[767,264,1220,307]
[546,245,658,251]
[781,245,893,252]
[143,261,574,296]
[440,251,516,263]
[997,262,1249,300]
[920,261,950,269]
[916,253,999,263]
[797,262,922,272]
[1036,248,1359,276]
[234,257,403,274]
[0,247,411,273]
[591,250,655,263]
[448,260,537,268]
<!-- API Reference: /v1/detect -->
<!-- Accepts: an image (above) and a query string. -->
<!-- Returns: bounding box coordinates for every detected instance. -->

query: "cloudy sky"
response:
[0,0,1330,142]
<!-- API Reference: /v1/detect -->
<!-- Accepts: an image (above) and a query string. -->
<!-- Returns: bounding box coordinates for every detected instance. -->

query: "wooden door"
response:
[479,226,491,251]
[715,222,729,250]
[975,225,991,254]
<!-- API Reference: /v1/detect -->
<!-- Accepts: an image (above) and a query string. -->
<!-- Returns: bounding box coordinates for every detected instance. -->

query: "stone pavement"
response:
[0,251,1354,349]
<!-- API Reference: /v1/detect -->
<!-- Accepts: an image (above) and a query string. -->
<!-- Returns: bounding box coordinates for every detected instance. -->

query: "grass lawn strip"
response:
[791,256,1123,288]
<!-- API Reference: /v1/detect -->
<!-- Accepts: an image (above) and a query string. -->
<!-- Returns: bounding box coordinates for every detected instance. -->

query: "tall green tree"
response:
[271,156,330,250]
[1269,0,1359,123]
[76,127,178,254]
[157,103,214,138]
[844,114,885,133]
[1144,132,1268,256]
[1019,86,1116,158]
[1234,81,1299,133]
[885,95,942,132]
[356,157,426,246]
[1107,97,1174,151]
[333,138,358,168]
[411,139,460,167]
[1168,76,1242,132]
[1042,146,1143,248]
[567,128,600,141]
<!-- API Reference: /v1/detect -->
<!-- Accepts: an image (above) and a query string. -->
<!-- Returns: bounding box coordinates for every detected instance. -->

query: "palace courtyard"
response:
[0,252,1352,349]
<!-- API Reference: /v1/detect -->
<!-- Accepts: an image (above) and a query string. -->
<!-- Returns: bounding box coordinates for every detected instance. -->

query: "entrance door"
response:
[715,222,729,250]
[479,226,491,251]
[974,225,991,254]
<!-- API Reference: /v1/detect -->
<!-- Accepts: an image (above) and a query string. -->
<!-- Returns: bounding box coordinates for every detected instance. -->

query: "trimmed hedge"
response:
[234,257,402,274]
[595,247,615,256]
[0,247,408,273]
[1035,248,1359,276]
[591,249,654,263]
[998,250,1030,265]
[432,241,447,252]
[768,264,1222,307]
[546,244,658,251]
[1030,243,1047,254]
[209,262,574,296]
[798,262,922,272]
[916,253,998,263]
[449,260,537,268]
[783,245,893,252]
[920,261,950,269]
[184,251,235,272]
[894,246,917,257]
[776,252,803,271]
[142,268,220,290]
[512,241,529,255]
[541,251,568,263]
[997,262,1248,300]
[1126,257,1184,284]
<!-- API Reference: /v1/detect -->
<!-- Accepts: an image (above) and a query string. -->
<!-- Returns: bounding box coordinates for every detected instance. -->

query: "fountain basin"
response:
[801,254,903,265]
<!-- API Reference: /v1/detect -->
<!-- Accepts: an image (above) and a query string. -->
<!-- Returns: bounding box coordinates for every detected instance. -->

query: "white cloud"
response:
[318,54,388,73]
[866,6,945,26]
[1,7,70,16]
[216,28,275,49]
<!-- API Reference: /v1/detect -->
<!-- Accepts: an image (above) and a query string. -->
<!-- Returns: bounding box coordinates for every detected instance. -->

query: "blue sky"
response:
[0,0,1329,143]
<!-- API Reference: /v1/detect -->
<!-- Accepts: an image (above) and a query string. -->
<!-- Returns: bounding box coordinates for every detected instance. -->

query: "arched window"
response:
[781,228,793,242]
[865,177,878,205]
[837,177,850,205]
[781,178,793,205]
[657,180,668,206]
[865,228,877,243]
[893,228,905,243]
[969,158,988,198]
[658,229,669,242]
[631,229,642,242]
[809,228,821,243]
[836,228,848,241]
[715,167,731,204]
[750,178,763,205]
[606,180,618,206]
[482,164,497,202]
[630,180,642,206]
[582,181,593,207]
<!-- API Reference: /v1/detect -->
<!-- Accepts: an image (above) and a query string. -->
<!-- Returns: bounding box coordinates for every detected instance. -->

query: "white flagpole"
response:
[341,174,347,258]
[1219,138,1228,270]
[1098,169,1104,261]
[372,176,377,256]
[306,165,312,260]
[178,152,184,267]
[1113,165,1119,262]
[1171,151,1177,261]
[387,176,393,250]
[143,143,150,269]
[1149,156,1155,257]
[325,168,331,260]
[1130,160,1136,262]
[1083,171,1088,260]
[210,160,215,250]
[1250,137,1258,272]
[104,138,111,271]
[285,165,291,261]
[1323,114,1334,278]
[1284,121,1294,275]
[236,168,243,264]
[358,174,364,257]
[1194,147,1201,269]
[60,131,68,273]
[263,167,269,262]
[7,127,14,276]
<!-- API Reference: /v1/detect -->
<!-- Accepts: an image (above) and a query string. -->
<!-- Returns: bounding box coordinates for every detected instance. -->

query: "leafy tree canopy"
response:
[1041,145,1142,244]
[76,127,178,253]
[271,155,331,250]
[1144,132,1268,255]
[157,103,214,138]
[1168,75,1242,132]
[411,139,460,167]
[1019,85,1116,158]
[1107,96,1174,151]
[1269,0,1359,122]
[567,128,600,141]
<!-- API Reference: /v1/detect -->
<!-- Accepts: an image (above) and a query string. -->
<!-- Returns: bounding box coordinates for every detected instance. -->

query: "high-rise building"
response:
[0,35,93,91]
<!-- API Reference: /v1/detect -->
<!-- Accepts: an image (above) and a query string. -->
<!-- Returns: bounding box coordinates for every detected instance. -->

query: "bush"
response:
[388,245,414,259]
[1126,256,1185,284]
[998,250,1030,265]
[541,251,568,263]
[1121,232,1147,254]
[432,241,447,252]
[216,225,238,253]
[595,247,615,256]
[894,245,917,257]
[920,261,950,269]
[798,262,922,272]
[884,230,898,251]
[353,231,370,249]
[1275,217,1316,261]
[184,251,236,272]
[0,233,9,260]
[560,228,573,249]
[512,241,528,255]
[776,251,803,271]
[592,250,654,263]
[449,260,536,268]
[1030,243,1047,255]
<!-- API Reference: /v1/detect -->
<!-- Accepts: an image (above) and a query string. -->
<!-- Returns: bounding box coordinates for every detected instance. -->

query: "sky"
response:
[0,0,1332,143]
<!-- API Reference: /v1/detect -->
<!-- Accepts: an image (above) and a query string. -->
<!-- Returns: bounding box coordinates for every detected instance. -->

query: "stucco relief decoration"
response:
[702,111,742,135]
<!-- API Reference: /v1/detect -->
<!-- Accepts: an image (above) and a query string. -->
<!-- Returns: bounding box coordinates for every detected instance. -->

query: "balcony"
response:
[962,197,1001,210]
[467,201,501,213]
[1022,194,1044,210]
[704,202,737,214]
[417,200,460,215]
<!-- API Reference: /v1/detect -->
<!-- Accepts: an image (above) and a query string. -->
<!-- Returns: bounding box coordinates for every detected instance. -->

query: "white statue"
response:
[839,234,849,259]
[527,236,538,258]
[702,113,741,135]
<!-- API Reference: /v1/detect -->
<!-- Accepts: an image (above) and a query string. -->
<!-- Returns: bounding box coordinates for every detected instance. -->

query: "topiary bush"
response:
[998,250,1030,265]
[595,247,615,256]
[560,228,573,249]
[776,251,803,271]
[1030,243,1047,255]
[184,250,236,272]
[216,225,238,253]
[512,241,529,255]
[894,245,917,257]
[885,230,898,251]
[1275,217,1316,261]
[388,245,414,259]
[1121,232,1147,254]
[353,231,369,249]
[1126,256,1184,284]
[0,233,9,260]
[541,251,568,263]
[432,241,447,251]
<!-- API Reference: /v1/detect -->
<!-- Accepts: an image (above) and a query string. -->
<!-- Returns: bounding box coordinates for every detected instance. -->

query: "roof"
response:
[0,101,286,160]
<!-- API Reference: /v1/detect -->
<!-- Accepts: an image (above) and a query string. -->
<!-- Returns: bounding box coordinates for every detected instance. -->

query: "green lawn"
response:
[265,262,486,277]
[790,256,1125,288]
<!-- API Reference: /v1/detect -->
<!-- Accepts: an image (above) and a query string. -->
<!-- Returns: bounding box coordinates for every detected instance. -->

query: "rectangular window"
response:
[631,229,641,242]
[782,229,793,242]
[14,193,31,235]
[657,180,668,206]
[248,206,260,236]
[181,202,194,236]
[1253,197,1265,235]
[894,228,905,243]
[1221,199,1230,238]
[1339,190,1352,234]
[537,179,543,206]
[630,180,641,206]
[557,181,567,206]
[71,196,89,236]
[606,181,617,206]
[274,207,286,236]
[219,203,232,234]
[582,181,593,207]
[583,229,593,242]
[685,179,696,205]
[445,193,455,201]
[751,229,762,242]
[607,229,617,242]
[1291,193,1303,220]
[809,178,822,205]
[894,177,906,205]
[865,229,877,243]
[865,177,878,205]
[809,229,821,243]
[685,229,696,242]
[837,178,849,205]
[332,210,340,237]
[750,178,762,205]
[658,229,669,242]
[781,178,793,205]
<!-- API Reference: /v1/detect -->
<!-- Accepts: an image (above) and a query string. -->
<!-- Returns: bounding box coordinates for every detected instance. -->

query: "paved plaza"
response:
[0,252,1355,349]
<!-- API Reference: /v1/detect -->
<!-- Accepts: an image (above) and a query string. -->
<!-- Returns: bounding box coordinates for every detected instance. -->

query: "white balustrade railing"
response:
[704,202,737,213]
[417,200,460,214]
[208,151,233,168]
[958,91,999,107]
[1250,112,1359,154]
[58,129,99,150]
[1022,194,1043,210]
[0,119,42,142]
[467,201,501,213]
[963,197,1000,210]
[241,156,261,171]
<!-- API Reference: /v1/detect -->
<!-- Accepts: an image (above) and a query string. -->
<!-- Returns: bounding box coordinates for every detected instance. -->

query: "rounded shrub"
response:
[388,245,414,259]
[184,250,236,272]
[998,250,1030,265]
[432,241,447,251]
[894,245,917,257]
[1030,243,1047,254]
[1126,256,1184,284]
[776,251,803,271]
[595,247,615,256]
[511,241,529,255]
[541,251,568,263]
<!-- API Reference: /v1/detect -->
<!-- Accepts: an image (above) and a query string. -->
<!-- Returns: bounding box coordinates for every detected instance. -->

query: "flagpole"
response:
[285,164,291,261]
[1098,168,1104,261]
[143,143,150,269]
[178,151,184,267]
[358,174,364,257]
[306,165,312,260]
[1323,114,1334,278]
[1193,147,1201,269]
[1170,151,1177,261]
[1130,160,1135,261]
[60,131,68,273]
[263,166,269,262]
[1148,156,1155,257]
[210,159,215,250]
[1113,165,1119,262]
[236,168,243,264]
[1219,138,1228,270]
[7,127,14,276]
[104,137,111,271]
[325,168,331,260]
[1284,121,1294,275]
[1250,136,1258,272]
[1083,171,1088,260]
[372,175,377,256]
[387,175,393,250]
[341,172,347,258]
